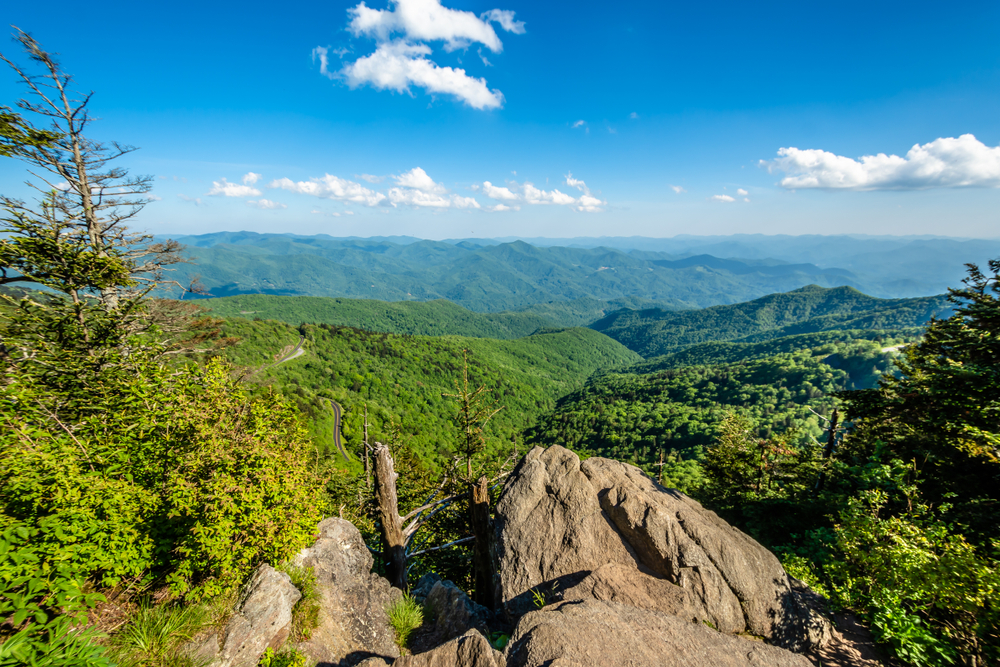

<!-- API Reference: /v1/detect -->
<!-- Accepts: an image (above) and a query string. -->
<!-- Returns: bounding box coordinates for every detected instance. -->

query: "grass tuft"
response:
[386,593,424,651]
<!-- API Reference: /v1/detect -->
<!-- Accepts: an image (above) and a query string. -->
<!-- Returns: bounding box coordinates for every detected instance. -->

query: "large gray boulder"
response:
[494,446,831,651]
[504,599,814,667]
[397,630,505,667]
[291,517,402,666]
[424,580,492,643]
[212,564,302,667]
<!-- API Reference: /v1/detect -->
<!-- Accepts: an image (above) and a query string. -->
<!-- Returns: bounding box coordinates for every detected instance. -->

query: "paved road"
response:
[324,398,351,462]
[277,335,306,364]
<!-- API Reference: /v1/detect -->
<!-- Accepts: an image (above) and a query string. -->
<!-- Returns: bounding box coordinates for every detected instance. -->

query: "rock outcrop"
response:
[396,630,505,667]
[291,517,402,666]
[504,599,814,667]
[424,580,491,643]
[212,564,302,667]
[493,445,832,651]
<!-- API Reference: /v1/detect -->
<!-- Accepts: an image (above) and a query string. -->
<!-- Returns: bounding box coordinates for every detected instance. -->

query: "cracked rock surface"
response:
[494,445,831,652]
[291,517,402,666]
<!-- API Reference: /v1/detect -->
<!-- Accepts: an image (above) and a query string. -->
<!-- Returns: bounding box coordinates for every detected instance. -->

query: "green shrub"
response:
[386,594,424,650]
[0,524,111,667]
[258,646,308,667]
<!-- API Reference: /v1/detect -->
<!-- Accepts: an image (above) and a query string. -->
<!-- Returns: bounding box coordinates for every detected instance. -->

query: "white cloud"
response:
[243,172,263,185]
[358,173,383,183]
[270,174,388,207]
[148,194,162,201]
[349,0,511,52]
[313,46,335,79]
[486,203,518,212]
[565,172,589,194]
[763,134,1000,190]
[393,166,447,193]
[387,188,480,208]
[341,41,504,110]
[711,194,735,202]
[480,9,526,34]
[523,183,576,206]
[207,178,262,197]
[737,188,748,195]
[478,47,491,67]
[575,194,605,213]
[744,198,750,202]
[629,112,638,120]
[312,209,342,217]
[248,199,287,210]
[177,194,202,205]
[571,120,586,129]
[482,180,519,200]
[670,185,686,193]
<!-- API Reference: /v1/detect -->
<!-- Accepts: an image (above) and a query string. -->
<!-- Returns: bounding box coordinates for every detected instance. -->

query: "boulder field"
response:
[186,445,880,667]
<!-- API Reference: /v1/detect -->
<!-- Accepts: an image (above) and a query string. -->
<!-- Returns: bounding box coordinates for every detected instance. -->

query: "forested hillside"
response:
[221,319,640,465]
[591,285,951,357]
[165,232,868,311]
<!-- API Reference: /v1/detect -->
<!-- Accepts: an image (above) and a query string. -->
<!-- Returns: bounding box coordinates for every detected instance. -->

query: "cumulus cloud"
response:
[763,134,1000,190]
[523,183,576,205]
[669,185,686,194]
[387,188,480,208]
[333,0,523,109]
[737,188,748,195]
[207,178,262,197]
[349,0,518,52]
[482,181,519,200]
[487,203,518,212]
[711,194,735,202]
[393,166,447,193]
[270,174,388,207]
[243,172,263,185]
[341,41,504,110]
[248,199,287,210]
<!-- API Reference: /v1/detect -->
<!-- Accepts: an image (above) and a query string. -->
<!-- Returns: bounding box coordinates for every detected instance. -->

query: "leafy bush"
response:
[0,525,111,667]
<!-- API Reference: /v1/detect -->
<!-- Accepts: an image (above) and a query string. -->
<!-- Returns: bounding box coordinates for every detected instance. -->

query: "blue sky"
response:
[2,0,999,239]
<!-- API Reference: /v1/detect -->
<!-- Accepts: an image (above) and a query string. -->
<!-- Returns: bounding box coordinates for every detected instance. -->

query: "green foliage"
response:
[258,646,308,667]
[386,594,424,650]
[591,284,950,357]
[829,481,998,665]
[0,525,111,667]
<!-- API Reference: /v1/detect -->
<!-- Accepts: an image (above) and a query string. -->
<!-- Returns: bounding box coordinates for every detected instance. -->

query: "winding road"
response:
[323,398,351,462]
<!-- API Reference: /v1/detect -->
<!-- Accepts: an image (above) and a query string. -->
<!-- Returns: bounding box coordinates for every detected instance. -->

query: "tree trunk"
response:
[469,475,496,610]
[814,409,840,495]
[374,444,407,590]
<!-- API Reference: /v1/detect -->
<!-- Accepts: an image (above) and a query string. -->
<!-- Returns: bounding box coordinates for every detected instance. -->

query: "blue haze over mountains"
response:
[165,232,1000,313]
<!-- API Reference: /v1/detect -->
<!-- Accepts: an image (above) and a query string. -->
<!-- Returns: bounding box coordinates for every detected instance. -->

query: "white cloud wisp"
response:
[248,199,287,210]
[207,178,262,197]
[269,174,388,207]
[763,134,1000,190]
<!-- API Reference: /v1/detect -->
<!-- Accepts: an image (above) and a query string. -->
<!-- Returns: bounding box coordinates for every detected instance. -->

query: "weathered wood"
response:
[470,475,496,610]
[814,408,840,494]
[374,443,407,590]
